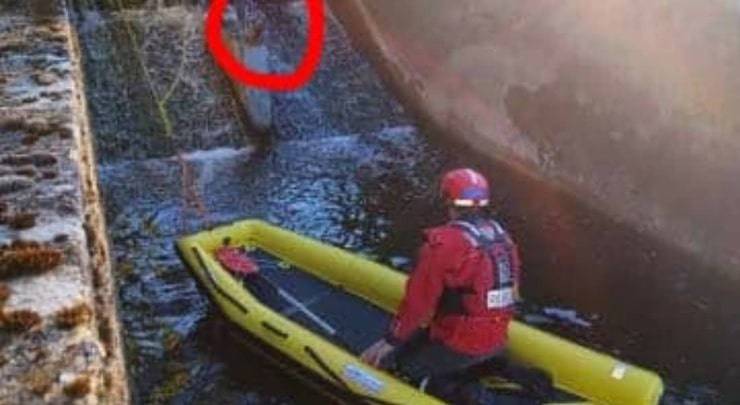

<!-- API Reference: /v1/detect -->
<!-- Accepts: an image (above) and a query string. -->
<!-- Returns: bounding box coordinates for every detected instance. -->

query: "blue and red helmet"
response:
[440,168,490,207]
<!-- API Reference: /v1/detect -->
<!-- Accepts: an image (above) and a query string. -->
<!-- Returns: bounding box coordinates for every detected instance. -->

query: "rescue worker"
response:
[361,168,522,400]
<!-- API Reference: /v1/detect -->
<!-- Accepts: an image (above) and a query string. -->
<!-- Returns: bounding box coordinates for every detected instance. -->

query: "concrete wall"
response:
[328,0,740,277]
[0,0,128,402]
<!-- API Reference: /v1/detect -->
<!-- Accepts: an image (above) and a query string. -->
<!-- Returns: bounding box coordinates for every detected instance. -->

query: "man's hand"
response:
[360,338,395,367]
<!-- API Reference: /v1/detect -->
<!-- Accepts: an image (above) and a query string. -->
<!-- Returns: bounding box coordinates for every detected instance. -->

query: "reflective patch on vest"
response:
[487,287,515,309]
[343,364,385,394]
[495,251,512,283]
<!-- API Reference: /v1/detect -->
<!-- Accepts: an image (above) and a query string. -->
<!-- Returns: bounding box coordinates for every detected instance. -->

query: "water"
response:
[73,2,735,404]
[98,127,445,402]
[76,4,448,402]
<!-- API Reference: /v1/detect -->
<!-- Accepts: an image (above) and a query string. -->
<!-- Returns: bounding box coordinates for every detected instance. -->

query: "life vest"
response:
[438,217,517,316]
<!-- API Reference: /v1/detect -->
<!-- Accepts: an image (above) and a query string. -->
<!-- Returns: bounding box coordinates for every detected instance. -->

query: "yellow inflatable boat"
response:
[176,219,664,404]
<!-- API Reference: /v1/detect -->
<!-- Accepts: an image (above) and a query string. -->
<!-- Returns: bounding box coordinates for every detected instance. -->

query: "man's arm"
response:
[361,231,449,366]
[385,234,448,345]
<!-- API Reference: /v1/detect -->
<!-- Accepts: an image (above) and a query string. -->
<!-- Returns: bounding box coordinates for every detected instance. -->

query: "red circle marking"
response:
[205,0,325,91]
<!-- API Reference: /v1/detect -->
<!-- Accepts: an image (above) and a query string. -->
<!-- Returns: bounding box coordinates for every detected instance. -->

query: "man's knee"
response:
[425,374,488,404]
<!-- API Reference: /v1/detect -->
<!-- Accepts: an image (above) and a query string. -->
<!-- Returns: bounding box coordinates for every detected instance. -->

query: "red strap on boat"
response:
[215,247,259,275]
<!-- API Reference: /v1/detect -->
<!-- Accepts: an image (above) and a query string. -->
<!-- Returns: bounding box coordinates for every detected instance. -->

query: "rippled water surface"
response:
[74,2,735,403]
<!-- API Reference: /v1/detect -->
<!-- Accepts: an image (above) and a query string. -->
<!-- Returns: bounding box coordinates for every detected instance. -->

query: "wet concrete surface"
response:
[73,2,734,404]
[0,1,127,402]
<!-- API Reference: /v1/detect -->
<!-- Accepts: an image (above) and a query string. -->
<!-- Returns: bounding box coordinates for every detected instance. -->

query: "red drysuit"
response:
[386,219,521,356]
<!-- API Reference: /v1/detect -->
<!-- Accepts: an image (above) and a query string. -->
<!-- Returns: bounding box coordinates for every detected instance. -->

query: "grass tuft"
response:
[0,241,63,279]
[1,309,42,332]
[55,302,93,329]
[63,374,92,398]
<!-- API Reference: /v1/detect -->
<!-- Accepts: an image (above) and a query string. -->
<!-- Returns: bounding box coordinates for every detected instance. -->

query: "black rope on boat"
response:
[303,346,402,405]
[304,345,352,391]
[192,247,250,315]
[262,321,289,339]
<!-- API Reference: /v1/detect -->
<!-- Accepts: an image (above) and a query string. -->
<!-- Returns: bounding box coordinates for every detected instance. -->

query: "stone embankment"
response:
[0,1,128,403]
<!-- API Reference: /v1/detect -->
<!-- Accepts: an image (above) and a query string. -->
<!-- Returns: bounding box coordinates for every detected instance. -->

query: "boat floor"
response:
[243,249,391,353]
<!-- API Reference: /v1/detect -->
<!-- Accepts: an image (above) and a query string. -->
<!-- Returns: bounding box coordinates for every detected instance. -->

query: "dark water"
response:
[74,2,735,404]
[79,4,447,402]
